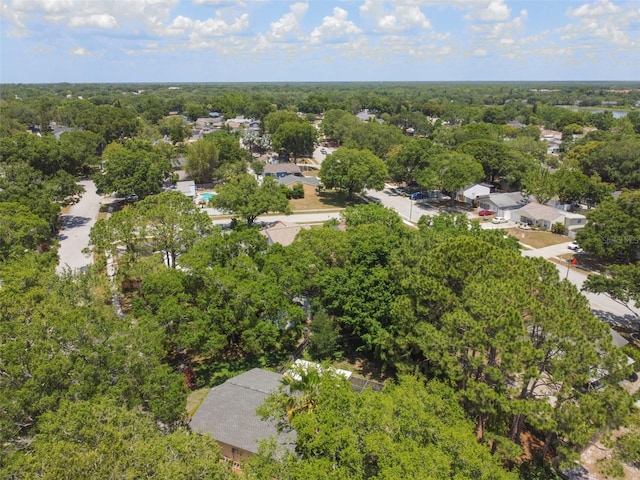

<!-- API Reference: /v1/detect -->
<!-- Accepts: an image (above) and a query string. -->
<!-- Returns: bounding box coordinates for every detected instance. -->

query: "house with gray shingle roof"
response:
[478,191,529,218]
[189,368,296,465]
[263,163,302,178]
[510,202,586,237]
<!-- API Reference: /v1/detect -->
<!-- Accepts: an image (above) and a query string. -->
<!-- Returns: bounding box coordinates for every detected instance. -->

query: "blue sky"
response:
[1,0,638,83]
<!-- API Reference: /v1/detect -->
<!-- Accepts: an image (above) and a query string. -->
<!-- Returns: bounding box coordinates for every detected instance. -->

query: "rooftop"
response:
[189,368,296,455]
[263,163,302,175]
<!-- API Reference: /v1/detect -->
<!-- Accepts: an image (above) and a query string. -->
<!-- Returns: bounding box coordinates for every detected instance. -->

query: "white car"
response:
[568,241,581,251]
[491,216,508,224]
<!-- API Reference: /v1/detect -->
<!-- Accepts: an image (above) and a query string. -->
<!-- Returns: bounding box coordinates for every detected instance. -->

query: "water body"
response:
[558,106,628,118]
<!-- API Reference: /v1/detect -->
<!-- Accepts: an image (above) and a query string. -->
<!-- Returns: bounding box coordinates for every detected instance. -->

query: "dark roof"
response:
[263,163,302,175]
[277,174,319,187]
[189,368,296,455]
[484,192,528,209]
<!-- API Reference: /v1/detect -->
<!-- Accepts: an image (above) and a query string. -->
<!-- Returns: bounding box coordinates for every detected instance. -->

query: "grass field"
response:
[289,190,366,211]
[186,387,210,418]
[506,228,570,249]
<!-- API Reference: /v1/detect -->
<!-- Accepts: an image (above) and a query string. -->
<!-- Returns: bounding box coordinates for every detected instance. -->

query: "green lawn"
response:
[506,228,570,249]
[289,190,366,212]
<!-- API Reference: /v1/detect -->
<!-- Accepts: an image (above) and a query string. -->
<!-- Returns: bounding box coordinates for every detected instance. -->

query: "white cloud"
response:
[479,0,510,21]
[190,12,249,37]
[567,0,622,17]
[463,0,511,22]
[162,15,194,37]
[561,0,635,49]
[360,0,431,32]
[310,7,361,44]
[67,14,117,29]
[1,0,180,35]
[70,46,91,56]
[473,48,487,56]
[269,2,308,40]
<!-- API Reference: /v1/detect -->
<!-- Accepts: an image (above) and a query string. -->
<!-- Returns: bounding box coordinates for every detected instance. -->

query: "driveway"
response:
[56,179,102,274]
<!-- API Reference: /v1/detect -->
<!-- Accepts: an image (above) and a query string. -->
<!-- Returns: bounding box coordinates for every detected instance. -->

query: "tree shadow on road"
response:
[592,309,639,344]
[59,215,91,230]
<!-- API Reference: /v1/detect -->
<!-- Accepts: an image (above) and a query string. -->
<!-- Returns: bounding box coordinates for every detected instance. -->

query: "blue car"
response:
[408,192,426,200]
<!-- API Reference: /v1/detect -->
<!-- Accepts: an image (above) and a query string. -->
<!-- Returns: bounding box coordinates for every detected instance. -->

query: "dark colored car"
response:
[478,209,493,216]
[408,192,426,200]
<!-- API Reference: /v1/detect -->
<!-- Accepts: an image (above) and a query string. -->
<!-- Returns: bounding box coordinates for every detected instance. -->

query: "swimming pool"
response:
[199,192,216,201]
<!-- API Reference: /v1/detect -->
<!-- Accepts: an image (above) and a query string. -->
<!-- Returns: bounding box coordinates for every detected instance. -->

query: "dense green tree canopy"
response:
[417,152,485,198]
[75,103,140,146]
[570,136,640,189]
[271,121,317,163]
[93,140,172,198]
[577,190,640,263]
[319,148,387,198]
[159,115,192,144]
[185,139,219,184]
[321,109,359,144]
[0,256,187,451]
[211,174,291,226]
[254,373,516,480]
[4,397,232,480]
[385,137,445,184]
[0,202,50,261]
[263,110,303,134]
[342,120,406,159]
[89,191,211,269]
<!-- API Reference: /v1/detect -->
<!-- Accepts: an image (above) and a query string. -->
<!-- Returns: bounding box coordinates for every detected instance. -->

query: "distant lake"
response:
[558,106,628,118]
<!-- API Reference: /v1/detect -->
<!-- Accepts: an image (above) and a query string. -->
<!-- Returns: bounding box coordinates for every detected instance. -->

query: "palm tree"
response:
[281,362,323,421]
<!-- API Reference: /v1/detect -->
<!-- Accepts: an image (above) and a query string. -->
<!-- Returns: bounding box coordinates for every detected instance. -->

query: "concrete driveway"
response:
[56,179,102,274]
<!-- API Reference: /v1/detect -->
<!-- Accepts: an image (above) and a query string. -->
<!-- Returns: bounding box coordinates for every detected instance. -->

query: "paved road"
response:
[209,211,342,226]
[365,186,440,223]
[56,179,102,274]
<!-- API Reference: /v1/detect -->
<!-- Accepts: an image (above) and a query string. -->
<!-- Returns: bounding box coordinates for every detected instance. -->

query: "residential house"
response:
[174,180,196,198]
[195,117,223,131]
[263,163,303,178]
[540,128,563,155]
[225,116,255,131]
[260,221,306,247]
[277,174,320,198]
[356,109,376,122]
[510,202,586,237]
[456,183,493,205]
[478,192,528,219]
[189,368,296,467]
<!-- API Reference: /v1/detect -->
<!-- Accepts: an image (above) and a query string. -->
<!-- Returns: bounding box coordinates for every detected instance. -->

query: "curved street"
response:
[56,179,102,275]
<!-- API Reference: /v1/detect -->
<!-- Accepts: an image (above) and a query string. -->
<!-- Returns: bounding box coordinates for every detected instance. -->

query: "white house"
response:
[456,183,493,205]
[510,202,586,237]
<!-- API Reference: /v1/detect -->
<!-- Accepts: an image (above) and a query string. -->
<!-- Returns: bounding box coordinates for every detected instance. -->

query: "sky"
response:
[1,0,639,83]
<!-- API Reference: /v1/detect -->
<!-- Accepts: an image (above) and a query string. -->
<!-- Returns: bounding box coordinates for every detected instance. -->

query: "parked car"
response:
[408,192,426,200]
[478,209,493,216]
[568,241,581,251]
[492,216,508,224]
[125,194,139,203]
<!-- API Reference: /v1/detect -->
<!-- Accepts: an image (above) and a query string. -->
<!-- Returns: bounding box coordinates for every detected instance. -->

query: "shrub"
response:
[551,222,566,235]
